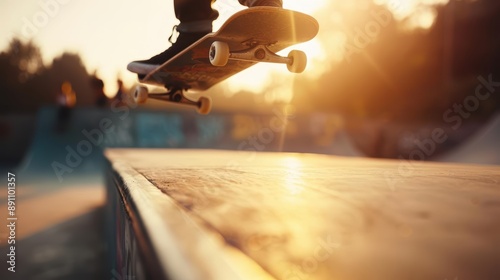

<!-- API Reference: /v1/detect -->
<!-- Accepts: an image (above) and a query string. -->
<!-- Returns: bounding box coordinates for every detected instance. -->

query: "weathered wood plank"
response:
[106,149,500,280]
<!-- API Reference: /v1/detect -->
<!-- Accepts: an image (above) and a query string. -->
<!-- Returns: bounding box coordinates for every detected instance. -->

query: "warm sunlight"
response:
[217,0,328,101]
[218,0,449,102]
[375,0,449,28]
[0,0,451,98]
[281,156,305,195]
[376,0,449,19]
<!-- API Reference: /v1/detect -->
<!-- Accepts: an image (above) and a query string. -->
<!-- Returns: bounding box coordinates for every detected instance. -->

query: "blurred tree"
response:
[0,39,94,113]
[4,39,44,83]
[0,39,43,114]
[287,0,500,158]
[291,0,500,122]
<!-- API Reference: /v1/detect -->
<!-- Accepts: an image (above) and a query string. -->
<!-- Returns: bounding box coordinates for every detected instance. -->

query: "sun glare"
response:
[222,0,451,102]
[225,38,326,102]
[217,0,328,101]
[281,156,305,195]
[375,0,449,25]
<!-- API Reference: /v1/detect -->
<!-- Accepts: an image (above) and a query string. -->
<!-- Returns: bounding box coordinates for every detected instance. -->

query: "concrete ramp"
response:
[18,107,364,185]
[438,114,500,165]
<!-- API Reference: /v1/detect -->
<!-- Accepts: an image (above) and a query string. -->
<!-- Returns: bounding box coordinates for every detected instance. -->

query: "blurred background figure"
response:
[90,74,109,107]
[55,81,76,132]
[113,79,126,106]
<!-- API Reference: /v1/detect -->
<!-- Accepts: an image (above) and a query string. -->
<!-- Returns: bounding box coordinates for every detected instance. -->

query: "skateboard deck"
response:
[140,7,319,91]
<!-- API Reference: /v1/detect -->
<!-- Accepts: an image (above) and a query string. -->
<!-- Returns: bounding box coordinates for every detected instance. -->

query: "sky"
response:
[0,0,447,98]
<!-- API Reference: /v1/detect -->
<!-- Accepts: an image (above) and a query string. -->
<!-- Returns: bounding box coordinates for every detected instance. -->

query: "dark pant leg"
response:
[174,0,219,22]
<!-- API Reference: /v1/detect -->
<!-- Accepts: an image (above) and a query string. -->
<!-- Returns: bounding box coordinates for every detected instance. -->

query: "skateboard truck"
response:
[133,86,212,115]
[209,41,308,73]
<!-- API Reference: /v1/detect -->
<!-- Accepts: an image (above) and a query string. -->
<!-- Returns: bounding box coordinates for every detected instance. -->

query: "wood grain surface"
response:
[106,149,500,280]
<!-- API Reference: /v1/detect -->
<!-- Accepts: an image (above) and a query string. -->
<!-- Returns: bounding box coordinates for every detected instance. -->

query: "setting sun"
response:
[214,0,328,101]
[214,0,449,102]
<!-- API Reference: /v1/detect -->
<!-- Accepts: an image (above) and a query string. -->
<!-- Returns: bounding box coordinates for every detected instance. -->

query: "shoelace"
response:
[168,25,179,44]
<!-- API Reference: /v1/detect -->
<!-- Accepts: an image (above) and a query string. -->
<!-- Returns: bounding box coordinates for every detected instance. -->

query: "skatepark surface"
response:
[1,106,498,279]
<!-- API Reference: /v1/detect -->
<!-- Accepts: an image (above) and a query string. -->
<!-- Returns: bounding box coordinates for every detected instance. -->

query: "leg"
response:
[127,0,284,74]
[173,0,284,33]
[128,0,218,73]
[174,0,218,33]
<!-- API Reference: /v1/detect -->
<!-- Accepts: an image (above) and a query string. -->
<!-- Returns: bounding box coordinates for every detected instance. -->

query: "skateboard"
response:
[131,7,319,114]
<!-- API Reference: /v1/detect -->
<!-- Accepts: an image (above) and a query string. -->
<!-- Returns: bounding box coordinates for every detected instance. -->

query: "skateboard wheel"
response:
[197,96,212,115]
[134,85,148,104]
[209,41,230,67]
[287,50,307,73]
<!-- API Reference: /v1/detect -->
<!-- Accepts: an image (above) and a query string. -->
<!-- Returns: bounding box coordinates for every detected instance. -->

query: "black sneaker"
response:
[127,30,208,74]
